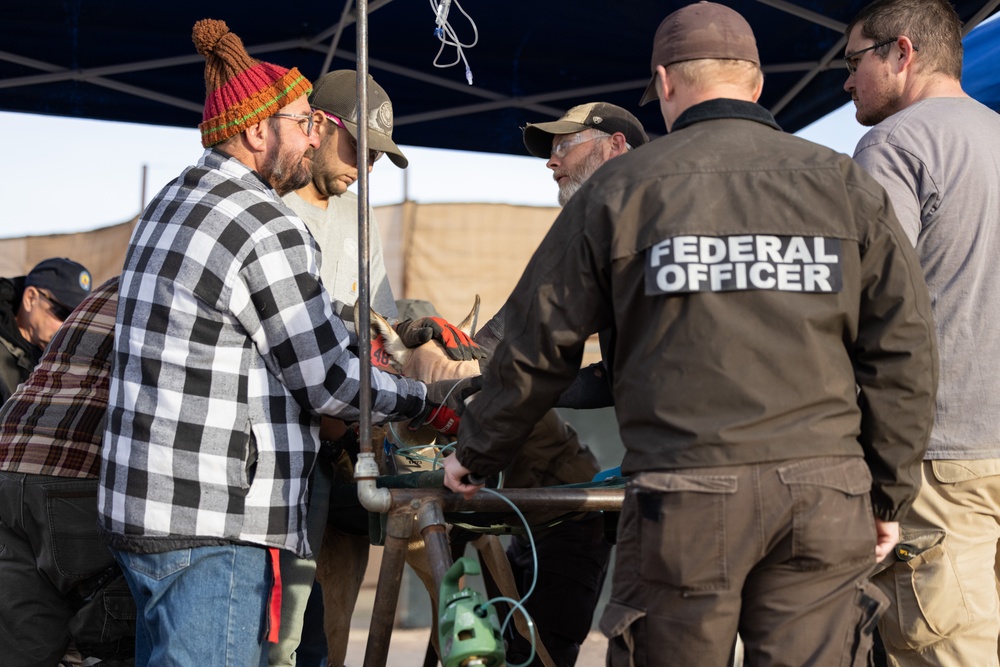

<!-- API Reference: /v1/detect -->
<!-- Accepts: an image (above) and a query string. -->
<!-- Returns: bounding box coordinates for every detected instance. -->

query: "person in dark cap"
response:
[0,257,91,404]
[522,102,649,207]
[95,19,475,667]
[458,102,648,667]
[0,277,135,666]
[443,2,938,665]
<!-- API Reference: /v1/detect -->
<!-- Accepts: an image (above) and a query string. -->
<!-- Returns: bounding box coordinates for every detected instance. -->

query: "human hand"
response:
[874,518,899,562]
[395,317,485,361]
[442,453,484,499]
[420,376,483,435]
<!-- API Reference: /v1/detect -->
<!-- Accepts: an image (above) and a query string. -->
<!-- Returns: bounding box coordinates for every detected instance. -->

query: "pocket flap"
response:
[931,459,1000,483]
[633,472,738,494]
[895,530,946,562]
[599,600,647,639]
[778,457,871,496]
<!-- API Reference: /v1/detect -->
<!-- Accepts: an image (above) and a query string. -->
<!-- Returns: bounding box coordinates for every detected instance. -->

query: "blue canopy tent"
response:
[1,1,997,155]
[964,15,1000,110]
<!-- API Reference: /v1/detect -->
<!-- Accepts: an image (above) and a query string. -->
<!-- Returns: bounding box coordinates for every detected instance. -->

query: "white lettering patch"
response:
[645,234,842,295]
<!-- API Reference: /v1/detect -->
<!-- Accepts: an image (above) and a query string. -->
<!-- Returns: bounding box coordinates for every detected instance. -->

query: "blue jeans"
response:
[113,544,271,667]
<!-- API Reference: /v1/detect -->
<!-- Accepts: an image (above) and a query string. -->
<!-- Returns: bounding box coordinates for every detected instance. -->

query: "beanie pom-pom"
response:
[192,19,230,57]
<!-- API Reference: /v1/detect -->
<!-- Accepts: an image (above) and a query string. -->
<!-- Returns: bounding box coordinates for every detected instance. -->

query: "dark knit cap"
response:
[193,19,313,147]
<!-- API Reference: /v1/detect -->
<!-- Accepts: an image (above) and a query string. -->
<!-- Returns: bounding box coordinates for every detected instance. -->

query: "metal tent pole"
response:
[355,0,373,460]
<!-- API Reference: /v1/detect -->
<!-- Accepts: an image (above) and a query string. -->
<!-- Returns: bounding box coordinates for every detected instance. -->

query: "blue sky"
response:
[1,101,866,240]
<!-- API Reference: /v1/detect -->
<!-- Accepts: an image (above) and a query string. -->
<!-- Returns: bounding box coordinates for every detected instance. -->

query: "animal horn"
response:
[456,294,481,337]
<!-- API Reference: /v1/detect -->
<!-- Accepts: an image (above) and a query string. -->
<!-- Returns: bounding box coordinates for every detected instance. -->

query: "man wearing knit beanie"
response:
[97,20,473,666]
[193,18,317,195]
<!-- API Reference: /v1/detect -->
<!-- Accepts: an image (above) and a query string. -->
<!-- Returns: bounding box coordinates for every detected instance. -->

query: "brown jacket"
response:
[458,99,938,521]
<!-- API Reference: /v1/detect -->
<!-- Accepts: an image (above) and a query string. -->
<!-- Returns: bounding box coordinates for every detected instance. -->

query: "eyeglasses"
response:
[317,111,384,164]
[37,290,72,321]
[844,38,899,75]
[271,112,317,136]
[550,132,609,160]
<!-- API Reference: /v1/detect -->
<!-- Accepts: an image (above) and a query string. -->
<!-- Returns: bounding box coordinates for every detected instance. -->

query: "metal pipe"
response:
[356,0,373,456]
[320,0,356,77]
[362,510,414,667]
[355,453,391,513]
[387,487,625,513]
[417,500,453,589]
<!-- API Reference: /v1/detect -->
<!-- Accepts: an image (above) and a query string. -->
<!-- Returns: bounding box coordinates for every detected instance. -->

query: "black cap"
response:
[25,258,92,312]
[639,2,760,106]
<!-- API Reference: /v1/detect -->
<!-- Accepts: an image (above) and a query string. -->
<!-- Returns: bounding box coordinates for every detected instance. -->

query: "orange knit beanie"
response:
[192,19,312,147]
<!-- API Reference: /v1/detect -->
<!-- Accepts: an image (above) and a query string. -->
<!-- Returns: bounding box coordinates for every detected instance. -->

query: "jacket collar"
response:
[0,276,35,356]
[672,98,782,133]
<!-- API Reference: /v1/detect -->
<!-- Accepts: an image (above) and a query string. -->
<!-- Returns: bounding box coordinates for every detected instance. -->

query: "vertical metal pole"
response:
[140,163,148,212]
[356,0,373,454]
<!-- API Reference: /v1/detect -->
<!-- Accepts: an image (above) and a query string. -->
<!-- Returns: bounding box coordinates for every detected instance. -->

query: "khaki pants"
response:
[873,459,1000,667]
[269,459,334,667]
[600,457,885,667]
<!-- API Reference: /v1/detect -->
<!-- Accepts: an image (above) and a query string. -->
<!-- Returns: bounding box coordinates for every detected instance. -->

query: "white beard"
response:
[557,145,607,207]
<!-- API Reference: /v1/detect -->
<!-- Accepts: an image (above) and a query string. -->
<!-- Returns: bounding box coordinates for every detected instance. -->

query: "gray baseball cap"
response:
[309,70,408,168]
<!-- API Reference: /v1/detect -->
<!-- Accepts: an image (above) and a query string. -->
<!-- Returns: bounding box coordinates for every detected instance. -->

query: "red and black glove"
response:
[395,317,486,362]
[419,376,484,435]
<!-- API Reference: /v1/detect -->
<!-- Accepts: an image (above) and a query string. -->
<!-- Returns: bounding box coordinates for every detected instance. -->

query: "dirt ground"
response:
[343,562,609,666]
[343,626,609,666]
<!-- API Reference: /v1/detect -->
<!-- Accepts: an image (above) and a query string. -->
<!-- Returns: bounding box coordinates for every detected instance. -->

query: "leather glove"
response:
[419,376,484,435]
[395,317,486,361]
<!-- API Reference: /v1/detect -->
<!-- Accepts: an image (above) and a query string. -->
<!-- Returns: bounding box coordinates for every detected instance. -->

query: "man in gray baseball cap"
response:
[308,69,408,169]
[450,103,646,666]
[523,102,648,206]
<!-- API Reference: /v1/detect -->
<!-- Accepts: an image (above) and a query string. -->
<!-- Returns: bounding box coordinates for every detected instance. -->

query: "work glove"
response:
[419,376,484,435]
[395,317,486,362]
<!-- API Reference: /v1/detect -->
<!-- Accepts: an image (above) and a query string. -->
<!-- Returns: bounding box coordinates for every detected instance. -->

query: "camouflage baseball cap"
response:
[522,102,649,158]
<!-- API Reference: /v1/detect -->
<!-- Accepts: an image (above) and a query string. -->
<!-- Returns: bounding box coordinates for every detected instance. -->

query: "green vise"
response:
[438,556,505,667]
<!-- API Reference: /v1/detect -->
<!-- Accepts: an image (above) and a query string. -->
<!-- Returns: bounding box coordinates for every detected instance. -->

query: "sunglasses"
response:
[317,111,384,164]
[37,290,73,321]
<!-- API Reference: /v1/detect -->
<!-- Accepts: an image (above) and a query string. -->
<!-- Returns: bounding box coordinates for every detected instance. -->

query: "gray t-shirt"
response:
[854,96,1000,459]
[283,190,398,327]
